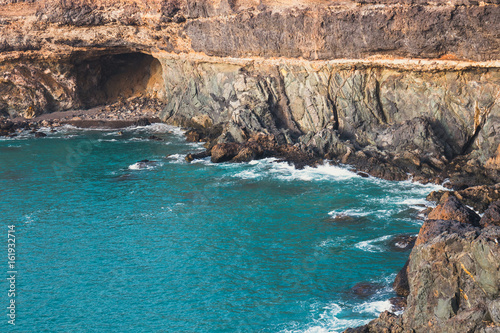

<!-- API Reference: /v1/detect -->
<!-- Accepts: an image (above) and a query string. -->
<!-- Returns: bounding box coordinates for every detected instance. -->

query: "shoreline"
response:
[2,108,499,332]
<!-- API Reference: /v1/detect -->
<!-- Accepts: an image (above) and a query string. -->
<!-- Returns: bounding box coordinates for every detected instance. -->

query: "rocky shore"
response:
[1,0,499,332]
[345,193,500,333]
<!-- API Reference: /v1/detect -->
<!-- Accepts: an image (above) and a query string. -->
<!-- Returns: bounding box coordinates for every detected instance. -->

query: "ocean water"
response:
[0,124,442,332]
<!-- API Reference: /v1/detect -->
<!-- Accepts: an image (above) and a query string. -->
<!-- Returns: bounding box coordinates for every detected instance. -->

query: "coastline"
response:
[1,0,499,331]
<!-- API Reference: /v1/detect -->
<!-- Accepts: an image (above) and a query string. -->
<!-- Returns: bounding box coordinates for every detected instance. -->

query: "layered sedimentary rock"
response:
[1,0,500,185]
[1,1,500,331]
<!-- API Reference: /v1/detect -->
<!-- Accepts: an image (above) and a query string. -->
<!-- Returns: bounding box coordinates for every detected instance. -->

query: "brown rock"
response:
[393,260,409,297]
[185,129,200,142]
[210,143,240,163]
[427,196,480,227]
[350,282,383,298]
[415,219,479,247]
[232,146,256,162]
[480,201,500,228]
[389,296,407,312]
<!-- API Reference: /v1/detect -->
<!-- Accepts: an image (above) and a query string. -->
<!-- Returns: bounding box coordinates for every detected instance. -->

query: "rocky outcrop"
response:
[1,3,500,331]
[159,56,500,185]
[427,196,481,227]
[428,184,500,213]
[347,197,500,333]
[1,1,500,187]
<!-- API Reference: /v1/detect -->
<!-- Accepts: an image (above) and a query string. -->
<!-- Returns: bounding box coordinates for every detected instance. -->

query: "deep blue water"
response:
[0,124,441,332]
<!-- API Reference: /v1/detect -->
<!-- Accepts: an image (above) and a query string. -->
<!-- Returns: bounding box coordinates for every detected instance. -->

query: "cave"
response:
[74,52,165,108]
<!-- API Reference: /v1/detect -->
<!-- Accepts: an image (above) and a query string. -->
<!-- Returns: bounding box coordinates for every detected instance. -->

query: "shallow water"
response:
[0,124,442,332]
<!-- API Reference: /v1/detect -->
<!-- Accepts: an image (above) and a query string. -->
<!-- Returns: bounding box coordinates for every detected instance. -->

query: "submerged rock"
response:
[148,135,163,141]
[350,282,384,299]
[388,235,416,252]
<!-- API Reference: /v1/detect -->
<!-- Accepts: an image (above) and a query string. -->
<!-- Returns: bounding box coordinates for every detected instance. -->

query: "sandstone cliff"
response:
[1,0,500,185]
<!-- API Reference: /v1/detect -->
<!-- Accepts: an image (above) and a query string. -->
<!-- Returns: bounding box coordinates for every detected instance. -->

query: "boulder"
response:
[232,146,256,163]
[389,235,417,252]
[210,143,240,163]
[427,196,481,227]
[480,201,500,228]
[350,282,383,298]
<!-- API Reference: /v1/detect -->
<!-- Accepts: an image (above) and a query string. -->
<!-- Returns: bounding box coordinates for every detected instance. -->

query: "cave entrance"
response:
[75,52,165,108]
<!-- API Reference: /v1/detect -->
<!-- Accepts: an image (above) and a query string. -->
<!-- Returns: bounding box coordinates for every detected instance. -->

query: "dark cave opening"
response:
[74,52,165,109]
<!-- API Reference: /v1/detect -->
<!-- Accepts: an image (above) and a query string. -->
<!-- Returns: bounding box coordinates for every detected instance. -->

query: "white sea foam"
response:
[352,300,392,315]
[317,236,354,249]
[328,209,372,219]
[233,159,358,182]
[355,235,392,253]
[128,161,163,170]
[125,122,184,136]
[190,157,214,165]
[167,154,187,164]
[279,302,370,333]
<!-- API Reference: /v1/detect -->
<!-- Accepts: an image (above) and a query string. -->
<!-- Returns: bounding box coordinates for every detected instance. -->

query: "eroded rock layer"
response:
[1,1,500,332]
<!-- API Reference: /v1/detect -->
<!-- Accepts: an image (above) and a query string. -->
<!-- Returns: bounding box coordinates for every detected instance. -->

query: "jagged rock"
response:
[185,150,210,163]
[232,146,256,163]
[134,118,151,127]
[210,143,240,163]
[350,282,383,298]
[389,297,407,313]
[403,220,500,333]
[34,131,47,138]
[343,311,405,333]
[377,117,452,161]
[480,201,500,227]
[388,235,417,252]
[393,260,409,297]
[455,184,500,213]
[427,196,481,227]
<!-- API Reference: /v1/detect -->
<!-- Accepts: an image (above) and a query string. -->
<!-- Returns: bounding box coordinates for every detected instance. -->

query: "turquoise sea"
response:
[0,124,442,332]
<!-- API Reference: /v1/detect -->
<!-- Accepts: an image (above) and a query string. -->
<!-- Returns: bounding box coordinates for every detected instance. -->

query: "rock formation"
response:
[346,195,500,333]
[1,1,500,332]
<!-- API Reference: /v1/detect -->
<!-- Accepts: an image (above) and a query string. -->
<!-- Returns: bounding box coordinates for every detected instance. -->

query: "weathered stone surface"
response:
[393,260,410,297]
[403,220,500,332]
[428,184,500,213]
[344,311,405,333]
[480,201,500,228]
[210,142,240,163]
[428,196,481,227]
[350,282,384,298]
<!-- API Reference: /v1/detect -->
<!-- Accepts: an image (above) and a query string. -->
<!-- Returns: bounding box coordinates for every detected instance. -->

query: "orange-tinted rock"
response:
[427,196,480,227]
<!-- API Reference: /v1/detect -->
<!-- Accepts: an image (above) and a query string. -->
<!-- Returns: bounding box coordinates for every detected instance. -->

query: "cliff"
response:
[1,1,500,331]
[1,0,500,185]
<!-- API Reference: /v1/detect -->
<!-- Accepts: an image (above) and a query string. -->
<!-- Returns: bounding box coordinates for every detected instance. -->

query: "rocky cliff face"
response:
[346,196,500,333]
[1,1,500,331]
[1,0,499,185]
